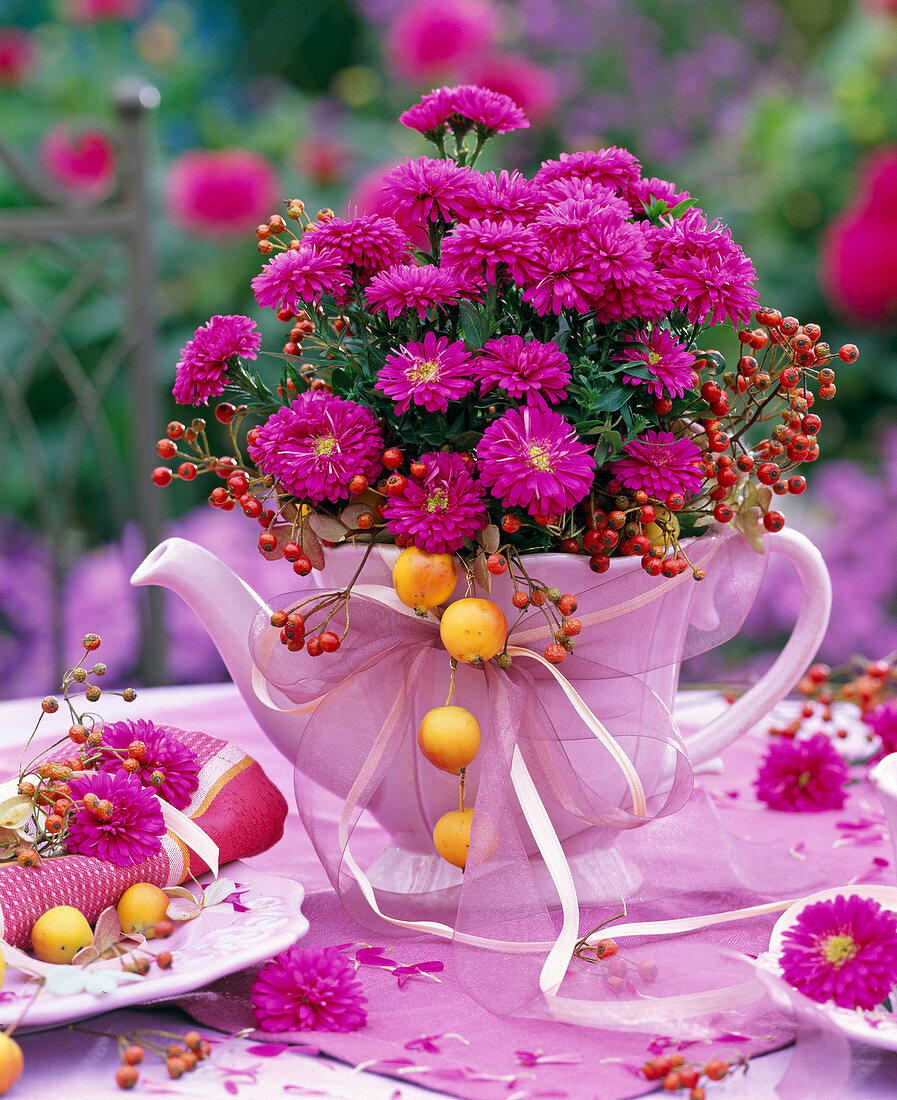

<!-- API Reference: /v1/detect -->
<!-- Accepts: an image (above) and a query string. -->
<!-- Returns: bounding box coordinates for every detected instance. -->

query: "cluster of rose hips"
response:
[255,199,337,258]
[573,934,659,991]
[502,579,581,666]
[10,635,141,866]
[114,1029,211,1090]
[640,1052,744,1097]
[269,603,344,657]
[766,656,895,749]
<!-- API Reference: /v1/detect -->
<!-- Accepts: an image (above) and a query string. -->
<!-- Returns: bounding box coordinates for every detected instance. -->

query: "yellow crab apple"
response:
[433,808,474,869]
[392,546,458,615]
[417,706,481,774]
[30,905,93,964]
[117,882,170,936]
[439,598,507,664]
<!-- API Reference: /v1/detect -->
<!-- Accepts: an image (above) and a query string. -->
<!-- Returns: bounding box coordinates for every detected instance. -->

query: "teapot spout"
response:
[131,538,303,756]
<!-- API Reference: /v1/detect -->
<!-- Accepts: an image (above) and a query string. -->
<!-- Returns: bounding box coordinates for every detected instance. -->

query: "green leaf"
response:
[669,197,699,218]
[459,301,490,349]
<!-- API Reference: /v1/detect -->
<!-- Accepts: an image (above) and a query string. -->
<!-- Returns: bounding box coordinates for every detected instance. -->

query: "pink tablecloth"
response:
[3,684,897,1100]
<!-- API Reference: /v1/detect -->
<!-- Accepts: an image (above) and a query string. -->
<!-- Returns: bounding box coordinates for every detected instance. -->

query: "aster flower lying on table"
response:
[153,83,859,658]
[2,634,199,870]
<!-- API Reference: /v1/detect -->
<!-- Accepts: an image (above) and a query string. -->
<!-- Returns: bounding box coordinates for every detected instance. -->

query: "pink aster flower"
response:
[97,719,200,811]
[376,332,475,415]
[165,149,279,238]
[400,86,456,139]
[466,169,542,225]
[477,403,595,518]
[441,219,539,285]
[864,701,897,762]
[780,894,897,1010]
[754,733,849,812]
[610,430,703,500]
[309,215,410,282]
[67,770,165,867]
[536,195,632,247]
[385,0,499,82]
[0,28,37,87]
[474,336,570,403]
[172,314,261,405]
[534,148,642,195]
[616,328,694,400]
[252,245,350,312]
[583,209,655,288]
[251,944,367,1033]
[449,84,529,136]
[39,125,116,199]
[628,176,695,217]
[517,241,603,315]
[379,157,477,228]
[364,264,460,321]
[247,391,384,504]
[65,0,145,21]
[385,451,487,553]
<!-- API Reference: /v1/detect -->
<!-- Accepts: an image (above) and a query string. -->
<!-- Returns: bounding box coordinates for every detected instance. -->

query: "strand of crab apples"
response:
[269,544,589,870]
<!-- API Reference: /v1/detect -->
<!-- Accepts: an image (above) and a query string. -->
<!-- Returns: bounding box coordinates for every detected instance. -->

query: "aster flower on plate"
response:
[247,391,384,504]
[779,894,897,1010]
[385,451,487,554]
[251,944,367,1032]
[754,733,849,812]
[616,328,694,400]
[376,331,475,415]
[610,431,703,501]
[66,770,166,867]
[477,402,595,519]
[474,335,570,403]
[172,314,261,406]
[97,718,200,811]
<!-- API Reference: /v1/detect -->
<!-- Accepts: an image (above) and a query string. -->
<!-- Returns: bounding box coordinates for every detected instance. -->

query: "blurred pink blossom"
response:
[65,0,146,21]
[165,149,280,237]
[462,54,560,124]
[0,28,37,87]
[39,124,116,199]
[385,0,499,82]
[821,148,897,324]
[294,136,350,188]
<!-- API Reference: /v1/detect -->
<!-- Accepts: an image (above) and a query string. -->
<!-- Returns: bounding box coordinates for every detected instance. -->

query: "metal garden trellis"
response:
[0,78,166,688]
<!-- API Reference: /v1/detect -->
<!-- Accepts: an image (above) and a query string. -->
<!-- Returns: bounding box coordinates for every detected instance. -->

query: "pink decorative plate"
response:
[0,860,308,1033]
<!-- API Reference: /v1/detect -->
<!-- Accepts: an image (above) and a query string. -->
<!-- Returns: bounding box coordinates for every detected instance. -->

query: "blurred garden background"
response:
[1,0,897,696]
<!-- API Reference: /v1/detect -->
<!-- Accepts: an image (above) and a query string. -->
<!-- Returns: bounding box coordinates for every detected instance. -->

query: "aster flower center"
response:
[314,435,338,457]
[527,442,553,472]
[408,358,440,382]
[426,489,449,513]
[647,351,662,365]
[820,933,859,969]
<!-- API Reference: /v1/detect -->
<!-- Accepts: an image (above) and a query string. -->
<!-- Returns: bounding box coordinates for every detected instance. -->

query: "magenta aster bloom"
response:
[474,336,570,403]
[864,701,897,763]
[539,175,631,209]
[535,148,641,195]
[251,245,350,311]
[251,944,367,1033]
[379,157,477,227]
[536,195,632,246]
[449,84,529,136]
[399,86,455,138]
[441,219,539,285]
[67,770,165,867]
[309,215,410,281]
[754,733,850,812]
[583,209,655,288]
[97,718,200,811]
[364,264,460,321]
[780,894,897,1010]
[376,332,475,415]
[466,169,541,225]
[385,451,487,553]
[517,241,603,315]
[616,328,694,400]
[477,403,595,518]
[663,246,758,327]
[610,430,703,500]
[628,176,694,216]
[247,391,384,504]
[172,314,261,405]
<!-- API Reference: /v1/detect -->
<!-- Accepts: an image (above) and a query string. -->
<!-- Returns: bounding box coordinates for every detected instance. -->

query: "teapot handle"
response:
[686,527,831,766]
